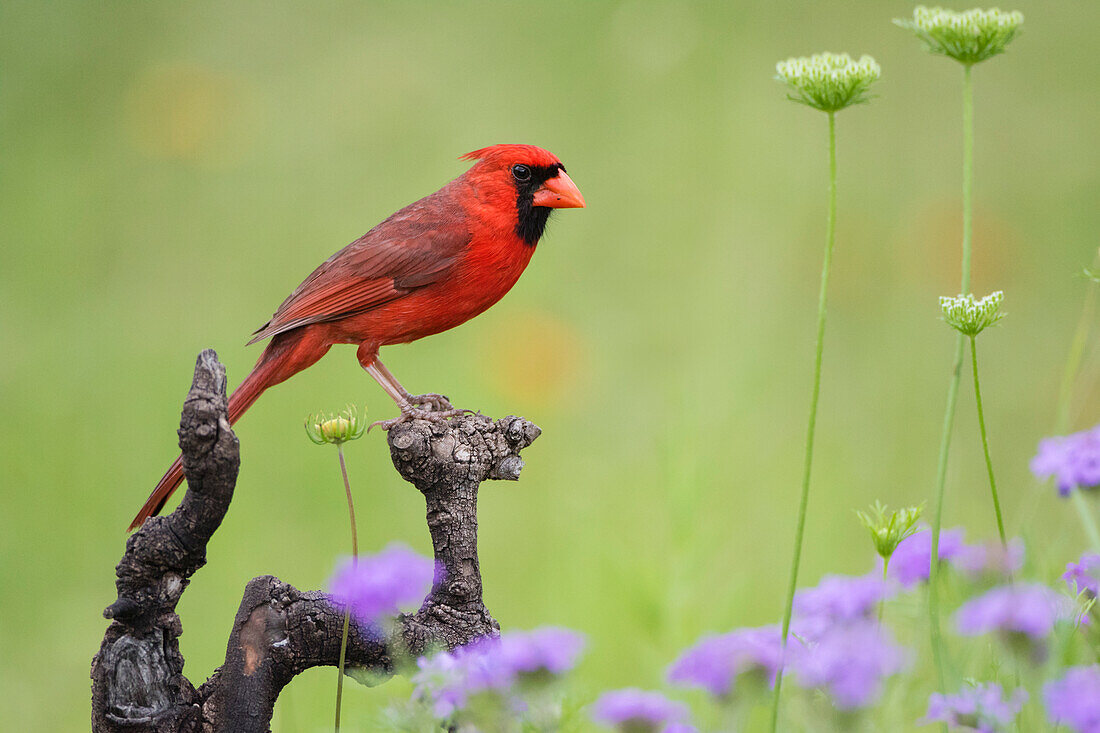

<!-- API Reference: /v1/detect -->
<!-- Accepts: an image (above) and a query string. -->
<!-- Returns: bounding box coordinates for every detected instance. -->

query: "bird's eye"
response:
[511,164,532,182]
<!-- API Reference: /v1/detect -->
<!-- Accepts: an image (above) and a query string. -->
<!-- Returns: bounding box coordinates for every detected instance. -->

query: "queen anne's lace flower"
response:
[775,53,880,112]
[895,7,1024,65]
[940,291,1005,336]
[922,682,1027,732]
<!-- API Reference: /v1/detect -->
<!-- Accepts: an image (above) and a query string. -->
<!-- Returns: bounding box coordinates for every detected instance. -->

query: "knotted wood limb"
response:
[90,350,540,732]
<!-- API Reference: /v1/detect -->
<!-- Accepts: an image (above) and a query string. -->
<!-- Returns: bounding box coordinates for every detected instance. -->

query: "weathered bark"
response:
[90,350,540,732]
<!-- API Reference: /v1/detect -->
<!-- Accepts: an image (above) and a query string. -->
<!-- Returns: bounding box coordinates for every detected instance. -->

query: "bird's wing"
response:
[248,189,471,344]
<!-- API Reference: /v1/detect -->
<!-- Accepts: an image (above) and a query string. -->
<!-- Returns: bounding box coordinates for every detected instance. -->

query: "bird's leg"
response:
[369,358,456,413]
[360,354,468,430]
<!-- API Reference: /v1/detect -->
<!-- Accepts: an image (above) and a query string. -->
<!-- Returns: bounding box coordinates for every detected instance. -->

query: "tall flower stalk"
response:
[941,292,1008,545]
[895,5,1024,693]
[769,52,880,732]
[306,406,367,733]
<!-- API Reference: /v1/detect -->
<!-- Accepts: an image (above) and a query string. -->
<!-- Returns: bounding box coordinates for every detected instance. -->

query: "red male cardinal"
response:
[130,144,584,530]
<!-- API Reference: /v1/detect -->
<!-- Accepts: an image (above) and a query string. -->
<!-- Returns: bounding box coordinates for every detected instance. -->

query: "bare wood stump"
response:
[90,350,540,732]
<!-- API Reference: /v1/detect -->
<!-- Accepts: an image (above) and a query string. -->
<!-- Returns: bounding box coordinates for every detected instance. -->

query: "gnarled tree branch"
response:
[90,350,540,732]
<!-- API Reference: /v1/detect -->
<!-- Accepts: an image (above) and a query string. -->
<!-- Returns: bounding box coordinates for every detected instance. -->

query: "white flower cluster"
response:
[896,7,1023,65]
[940,291,1006,336]
[775,52,880,113]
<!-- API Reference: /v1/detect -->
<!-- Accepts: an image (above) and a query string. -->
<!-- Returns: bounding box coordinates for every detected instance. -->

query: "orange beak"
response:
[532,170,586,209]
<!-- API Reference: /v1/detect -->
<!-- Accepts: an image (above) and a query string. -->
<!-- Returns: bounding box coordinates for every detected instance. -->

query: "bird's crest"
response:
[461,144,562,168]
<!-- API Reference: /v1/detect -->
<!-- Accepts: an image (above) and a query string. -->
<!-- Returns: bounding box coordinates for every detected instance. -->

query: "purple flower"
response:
[955,583,1070,640]
[1031,424,1100,496]
[795,574,891,623]
[789,621,909,709]
[412,627,585,718]
[1064,553,1100,597]
[888,527,966,588]
[591,689,689,732]
[922,683,1027,732]
[667,626,782,697]
[1044,665,1100,732]
[328,544,436,626]
[954,537,1025,579]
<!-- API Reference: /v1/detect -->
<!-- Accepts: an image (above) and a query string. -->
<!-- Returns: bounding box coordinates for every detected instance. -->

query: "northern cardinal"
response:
[130,144,584,530]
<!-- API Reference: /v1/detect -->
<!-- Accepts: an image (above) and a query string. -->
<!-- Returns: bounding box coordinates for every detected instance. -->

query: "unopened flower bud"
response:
[305,405,367,445]
[857,501,925,561]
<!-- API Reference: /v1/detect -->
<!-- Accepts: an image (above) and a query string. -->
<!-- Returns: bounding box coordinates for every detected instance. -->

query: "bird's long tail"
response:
[128,328,331,531]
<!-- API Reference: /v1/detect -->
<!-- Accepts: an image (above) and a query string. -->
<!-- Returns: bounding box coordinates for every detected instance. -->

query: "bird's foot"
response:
[369,404,476,432]
[405,392,455,412]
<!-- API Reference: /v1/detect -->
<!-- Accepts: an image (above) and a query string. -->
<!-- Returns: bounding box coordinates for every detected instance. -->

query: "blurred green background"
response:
[2,1,1098,729]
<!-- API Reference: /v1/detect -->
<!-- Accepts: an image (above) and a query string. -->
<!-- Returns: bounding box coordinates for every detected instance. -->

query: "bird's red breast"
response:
[248,144,584,351]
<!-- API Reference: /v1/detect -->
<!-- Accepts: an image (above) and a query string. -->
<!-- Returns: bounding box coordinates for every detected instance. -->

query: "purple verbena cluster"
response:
[666,626,782,697]
[1031,423,1100,496]
[1044,665,1100,732]
[922,682,1027,732]
[413,627,585,719]
[327,543,436,627]
[1064,552,1100,597]
[590,688,693,733]
[955,583,1071,640]
[789,620,909,709]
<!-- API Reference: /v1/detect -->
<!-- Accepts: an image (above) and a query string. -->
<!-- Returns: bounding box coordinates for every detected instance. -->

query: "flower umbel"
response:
[775,53,880,112]
[922,682,1027,732]
[941,291,1005,336]
[857,501,925,562]
[306,405,367,445]
[895,7,1024,66]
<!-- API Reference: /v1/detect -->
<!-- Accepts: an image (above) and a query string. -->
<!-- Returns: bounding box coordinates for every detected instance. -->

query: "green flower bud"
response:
[305,405,367,446]
[775,52,880,113]
[940,291,1006,336]
[895,6,1023,66]
[857,501,924,561]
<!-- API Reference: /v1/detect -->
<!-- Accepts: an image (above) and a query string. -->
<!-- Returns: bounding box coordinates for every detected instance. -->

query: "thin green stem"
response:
[1071,489,1100,552]
[769,110,837,733]
[969,335,1007,546]
[1054,255,1098,435]
[928,334,963,691]
[961,64,973,294]
[928,63,975,700]
[334,445,359,733]
[877,557,889,626]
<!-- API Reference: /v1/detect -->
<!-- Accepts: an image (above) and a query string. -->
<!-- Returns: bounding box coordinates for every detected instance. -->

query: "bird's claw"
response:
[369,406,476,432]
[406,392,455,412]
